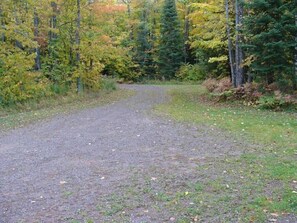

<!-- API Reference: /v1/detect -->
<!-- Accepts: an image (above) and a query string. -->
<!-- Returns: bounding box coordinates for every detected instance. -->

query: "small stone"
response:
[170,217,175,221]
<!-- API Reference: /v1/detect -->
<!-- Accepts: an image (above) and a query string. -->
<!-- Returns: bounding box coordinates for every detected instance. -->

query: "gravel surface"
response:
[0,85,290,223]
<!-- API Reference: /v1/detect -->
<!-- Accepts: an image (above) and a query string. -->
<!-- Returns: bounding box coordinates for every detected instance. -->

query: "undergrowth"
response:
[0,80,134,131]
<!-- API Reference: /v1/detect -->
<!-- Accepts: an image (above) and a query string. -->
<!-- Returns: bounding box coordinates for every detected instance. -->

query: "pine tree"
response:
[135,3,155,78]
[159,0,184,79]
[244,0,296,89]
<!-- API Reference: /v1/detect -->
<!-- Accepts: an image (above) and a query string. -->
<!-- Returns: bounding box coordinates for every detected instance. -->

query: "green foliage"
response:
[101,46,139,81]
[0,0,48,105]
[134,2,156,78]
[189,0,229,78]
[257,95,297,111]
[101,78,117,92]
[176,63,207,81]
[158,0,184,79]
[0,0,140,106]
[243,0,297,89]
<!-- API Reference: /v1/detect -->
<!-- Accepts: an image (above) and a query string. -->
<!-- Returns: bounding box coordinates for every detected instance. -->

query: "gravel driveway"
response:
[0,85,248,223]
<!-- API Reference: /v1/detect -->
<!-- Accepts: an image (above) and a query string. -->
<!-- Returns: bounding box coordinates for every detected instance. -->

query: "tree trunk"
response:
[225,0,235,86]
[0,7,5,42]
[235,0,244,87]
[122,0,133,42]
[49,2,57,41]
[127,2,131,17]
[294,14,297,90]
[76,0,82,93]
[13,5,22,49]
[184,4,190,63]
[34,9,41,71]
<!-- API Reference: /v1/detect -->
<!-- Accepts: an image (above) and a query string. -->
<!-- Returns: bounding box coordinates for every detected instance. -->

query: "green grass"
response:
[157,85,297,148]
[0,87,134,132]
[139,79,201,85]
[155,85,297,222]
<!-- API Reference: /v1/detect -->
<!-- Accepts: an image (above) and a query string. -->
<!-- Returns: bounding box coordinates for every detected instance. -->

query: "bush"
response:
[176,63,207,81]
[202,77,231,93]
[101,78,117,92]
[258,92,297,111]
[213,77,232,93]
[202,78,219,92]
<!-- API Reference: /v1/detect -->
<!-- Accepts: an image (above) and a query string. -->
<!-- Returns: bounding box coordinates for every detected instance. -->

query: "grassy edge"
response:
[154,85,297,222]
[0,88,135,132]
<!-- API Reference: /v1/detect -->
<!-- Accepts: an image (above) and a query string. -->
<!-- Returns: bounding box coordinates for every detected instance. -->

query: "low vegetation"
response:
[202,78,297,111]
[0,79,133,131]
[155,85,297,222]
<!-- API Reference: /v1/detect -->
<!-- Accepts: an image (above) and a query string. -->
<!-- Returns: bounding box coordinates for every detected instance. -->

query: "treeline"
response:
[0,0,296,106]
[130,0,297,91]
[0,0,136,106]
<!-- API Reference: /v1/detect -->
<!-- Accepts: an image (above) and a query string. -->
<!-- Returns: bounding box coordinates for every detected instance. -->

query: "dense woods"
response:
[0,0,296,106]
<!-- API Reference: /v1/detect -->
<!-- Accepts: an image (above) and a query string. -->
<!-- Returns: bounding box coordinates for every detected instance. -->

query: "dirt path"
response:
[0,85,247,223]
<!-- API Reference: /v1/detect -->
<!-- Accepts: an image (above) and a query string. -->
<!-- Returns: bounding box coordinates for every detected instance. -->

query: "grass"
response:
[155,85,297,222]
[0,83,134,132]
[139,79,201,85]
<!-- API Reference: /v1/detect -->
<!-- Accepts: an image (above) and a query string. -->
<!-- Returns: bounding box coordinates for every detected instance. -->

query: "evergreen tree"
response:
[243,0,297,90]
[135,3,155,78]
[159,0,184,79]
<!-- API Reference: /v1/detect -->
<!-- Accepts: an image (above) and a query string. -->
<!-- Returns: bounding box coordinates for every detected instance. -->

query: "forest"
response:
[1,1,297,222]
[0,0,296,107]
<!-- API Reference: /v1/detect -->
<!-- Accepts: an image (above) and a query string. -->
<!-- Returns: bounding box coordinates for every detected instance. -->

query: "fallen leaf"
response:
[193,215,199,222]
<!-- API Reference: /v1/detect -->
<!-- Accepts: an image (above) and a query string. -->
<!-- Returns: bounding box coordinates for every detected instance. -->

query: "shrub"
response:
[258,92,297,111]
[213,77,232,93]
[101,78,117,92]
[202,78,219,92]
[176,63,207,81]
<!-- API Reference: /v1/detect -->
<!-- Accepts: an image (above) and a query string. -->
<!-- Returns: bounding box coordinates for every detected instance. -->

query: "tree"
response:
[135,1,155,78]
[76,0,82,93]
[243,0,296,90]
[235,0,244,87]
[189,0,229,77]
[177,0,193,64]
[225,0,235,86]
[159,0,184,79]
